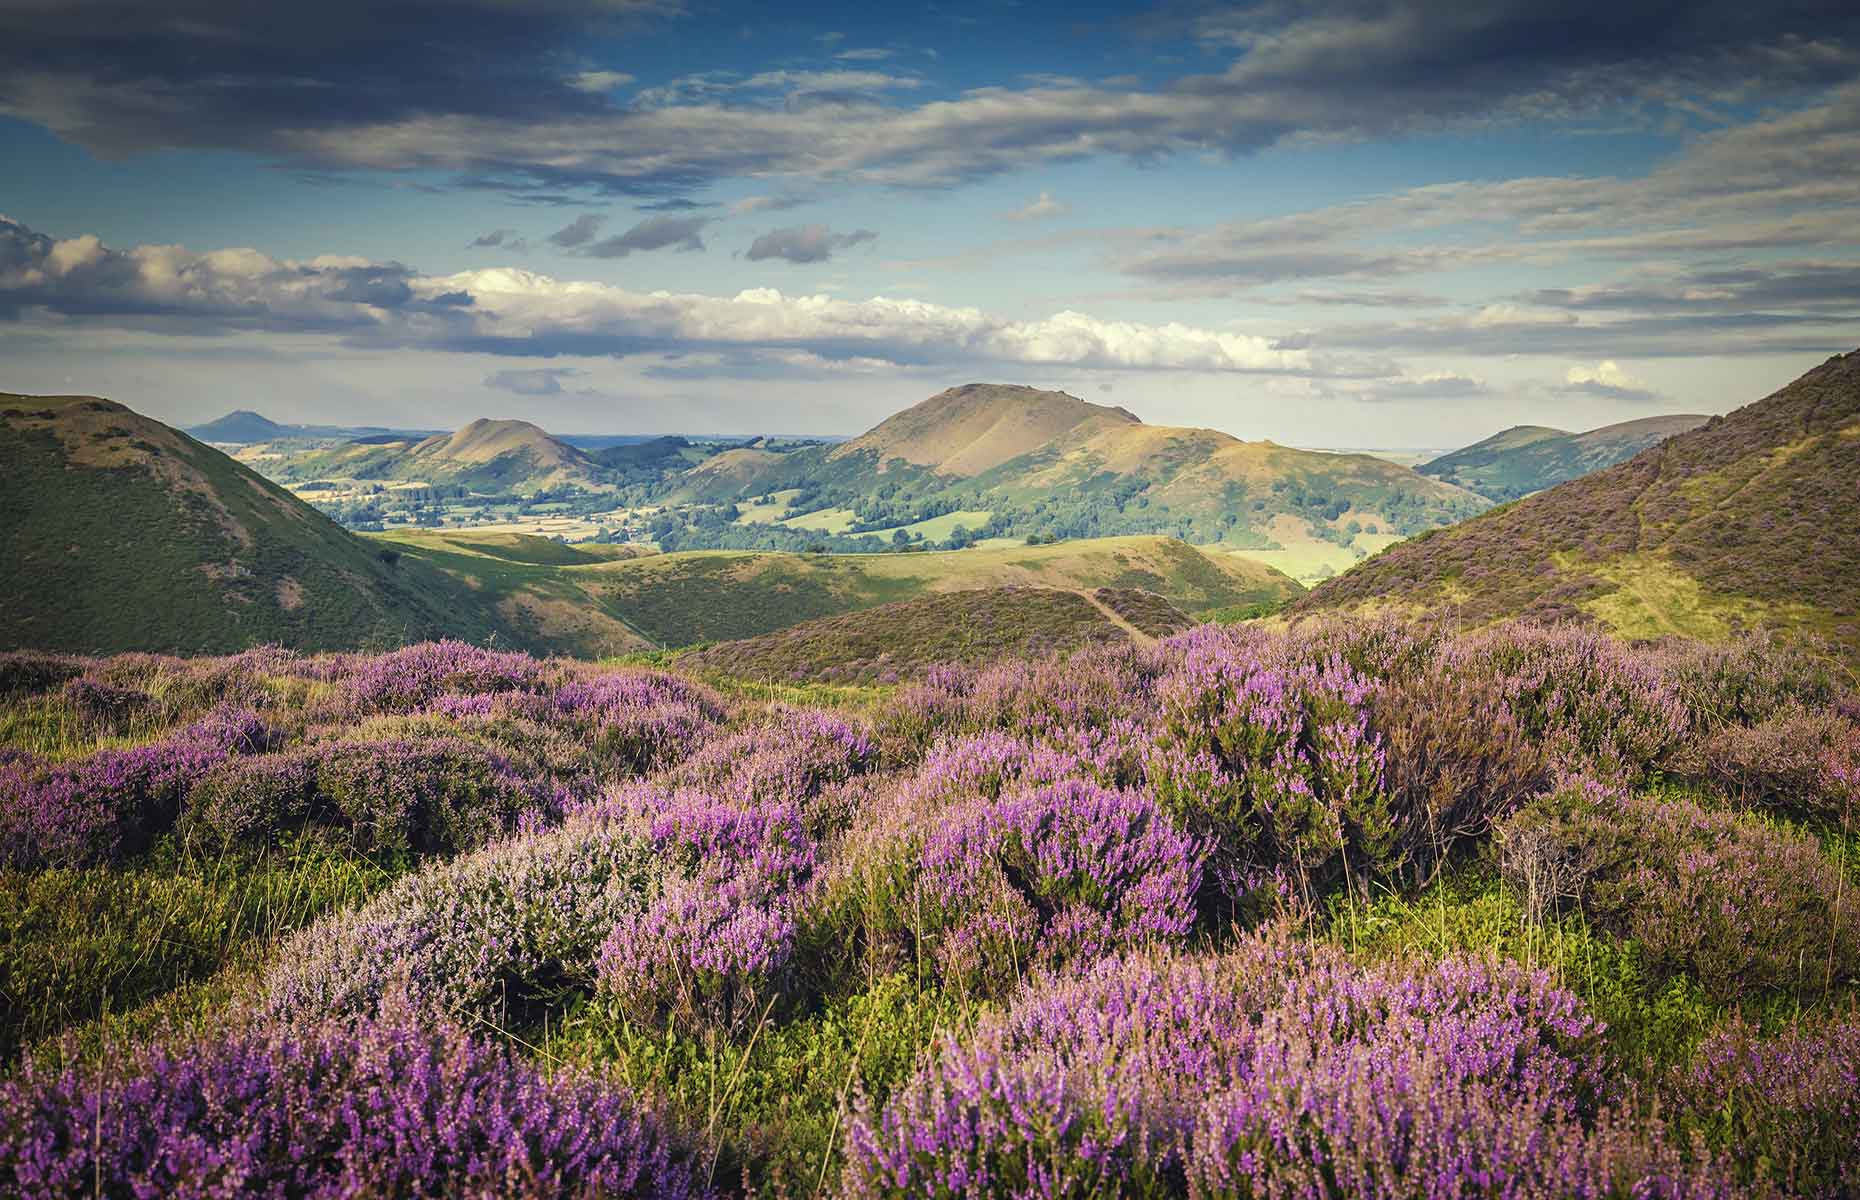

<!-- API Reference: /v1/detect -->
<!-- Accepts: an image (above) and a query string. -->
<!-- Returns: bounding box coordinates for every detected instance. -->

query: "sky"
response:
[2,0,1858,446]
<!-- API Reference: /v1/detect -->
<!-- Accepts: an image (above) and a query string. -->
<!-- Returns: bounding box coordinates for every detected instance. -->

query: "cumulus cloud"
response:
[1562,360,1660,401]
[745,225,877,264]
[583,214,711,257]
[1002,191,1070,222]
[0,216,1316,378]
[547,214,605,248]
[485,366,584,395]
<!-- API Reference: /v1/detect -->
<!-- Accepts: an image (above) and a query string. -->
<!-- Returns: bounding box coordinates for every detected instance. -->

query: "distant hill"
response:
[187,410,442,444]
[265,418,610,493]
[1296,352,1860,652]
[376,531,1301,650]
[653,383,1489,566]
[1419,414,1709,501]
[0,394,523,654]
[680,585,1190,683]
[187,410,297,443]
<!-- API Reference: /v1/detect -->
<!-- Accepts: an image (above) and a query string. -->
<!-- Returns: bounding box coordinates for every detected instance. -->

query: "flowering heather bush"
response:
[665,706,876,817]
[184,735,563,856]
[1369,666,1551,884]
[343,639,550,713]
[261,813,653,1024]
[914,779,1205,991]
[1147,626,1392,904]
[1438,624,1688,785]
[1499,785,1860,1001]
[1666,1013,1860,1198]
[596,784,819,1035]
[0,706,271,867]
[1688,705,1860,820]
[1654,634,1850,730]
[845,933,1730,1198]
[0,1014,710,1198]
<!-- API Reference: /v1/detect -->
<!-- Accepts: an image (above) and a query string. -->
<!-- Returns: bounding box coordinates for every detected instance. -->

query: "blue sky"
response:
[2,0,1857,444]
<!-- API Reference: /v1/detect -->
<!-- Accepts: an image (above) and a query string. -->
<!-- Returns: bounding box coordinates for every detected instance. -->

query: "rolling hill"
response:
[1296,351,1860,652]
[679,585,1189,683]
[0,394,525,654]
[374,531,1302,651]
[653,383,1490,570]
[1419,413,1709,501]
[263,418,610,493]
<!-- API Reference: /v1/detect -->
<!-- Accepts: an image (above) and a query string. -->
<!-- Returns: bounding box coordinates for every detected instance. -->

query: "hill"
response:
[186,410,297,444]
[1296,351,1860,651]
[0,394,525,654]
[828,383,1138,477]
[373,531,1301,650]
[649,382,1490,569]
[679,585,1188,683]
[1419,414,1708,501]
[263,418,610,493]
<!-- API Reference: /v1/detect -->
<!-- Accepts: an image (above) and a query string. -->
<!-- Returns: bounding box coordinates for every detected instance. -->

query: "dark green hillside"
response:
[1419,414,1708,501]
[0,394,518,654]
[680,585,1187,682]
[1298,351,1860,653]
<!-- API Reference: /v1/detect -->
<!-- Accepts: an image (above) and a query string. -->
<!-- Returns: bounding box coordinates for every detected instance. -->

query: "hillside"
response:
[0,394,523,654]
[1297,351,1860,651]
[680,585,1186,682]
[1420,414,1708,501]
[375,531,1301,649]
[650,382,1490,566]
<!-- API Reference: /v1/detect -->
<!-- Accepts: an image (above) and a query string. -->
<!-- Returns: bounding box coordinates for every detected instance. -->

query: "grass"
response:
[0,836,396,1060]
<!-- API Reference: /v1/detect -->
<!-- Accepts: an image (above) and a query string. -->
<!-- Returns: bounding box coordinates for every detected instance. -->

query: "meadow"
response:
[1,622,1857,1197]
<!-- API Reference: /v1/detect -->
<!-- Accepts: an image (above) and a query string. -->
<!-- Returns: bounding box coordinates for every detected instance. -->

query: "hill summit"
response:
[1299,351,1860,650]
[187,409,296,444]
[829,383,1140,476]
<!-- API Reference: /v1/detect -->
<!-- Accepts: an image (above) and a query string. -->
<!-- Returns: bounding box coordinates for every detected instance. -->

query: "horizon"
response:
[3,1,1858,444]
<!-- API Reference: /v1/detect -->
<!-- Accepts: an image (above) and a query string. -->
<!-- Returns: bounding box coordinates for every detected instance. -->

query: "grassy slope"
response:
[679,585,1187,682]
[0,395,517,655]
[372,532,1302,651]
[1297,351,1860,654]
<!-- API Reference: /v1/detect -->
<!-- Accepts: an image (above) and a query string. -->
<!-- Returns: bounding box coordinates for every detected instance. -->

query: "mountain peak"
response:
[833,383,1141,477]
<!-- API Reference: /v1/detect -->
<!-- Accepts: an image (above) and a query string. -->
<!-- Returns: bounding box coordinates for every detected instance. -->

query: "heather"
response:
[5,626,1859,1196]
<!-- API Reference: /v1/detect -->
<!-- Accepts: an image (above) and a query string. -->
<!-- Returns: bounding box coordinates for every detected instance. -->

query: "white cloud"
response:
[1566,360,1648,390]
[566,70,634,93]
[1002,191,1070,222]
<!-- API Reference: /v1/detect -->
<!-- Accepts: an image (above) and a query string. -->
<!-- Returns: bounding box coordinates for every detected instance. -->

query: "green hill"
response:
[1296,351,1860,652]
[652,383,1490,563]
[0,394,522,654]
[680,584,1189,683]
[375,531,1301,651]
[1419,414,1708,501]
[266,418,610,494]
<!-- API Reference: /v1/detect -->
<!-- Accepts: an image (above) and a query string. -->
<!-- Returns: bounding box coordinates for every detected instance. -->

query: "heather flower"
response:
[843,933,1733,1199]
[1666,1012,1860,1198]
[261,813,654,1024]
[0,1014,711,1198]
[343,640,548,713]
[915,778,1206,989]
